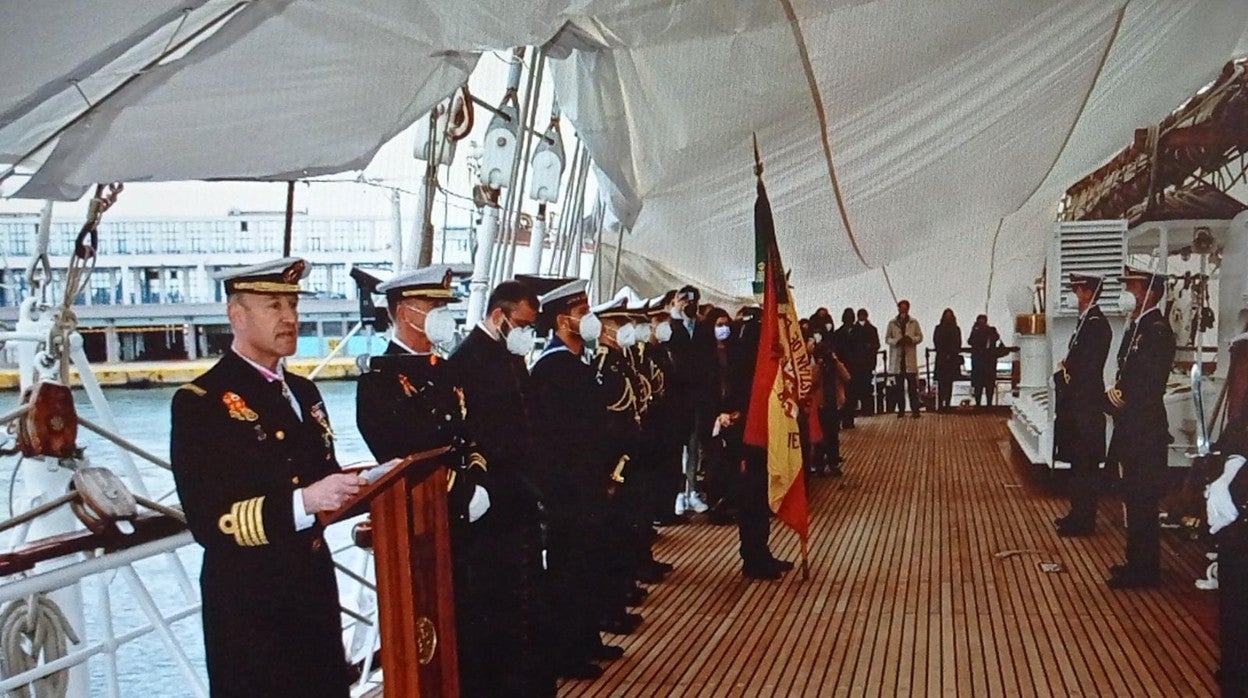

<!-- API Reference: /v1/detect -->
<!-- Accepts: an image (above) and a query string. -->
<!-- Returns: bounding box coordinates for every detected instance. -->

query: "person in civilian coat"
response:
[853,308,882,415]
[885,300,924,418]
[932,308,962,412]
[967,315,1004,407]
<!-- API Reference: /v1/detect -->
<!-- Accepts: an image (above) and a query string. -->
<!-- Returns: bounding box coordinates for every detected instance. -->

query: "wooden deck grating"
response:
[558,411,1220,697]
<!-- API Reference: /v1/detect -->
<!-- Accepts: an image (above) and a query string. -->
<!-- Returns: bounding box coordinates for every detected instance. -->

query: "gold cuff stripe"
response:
[233,281,302,293]
[248,496,269,545]
[217,496,268,547]
[238,499,258,547]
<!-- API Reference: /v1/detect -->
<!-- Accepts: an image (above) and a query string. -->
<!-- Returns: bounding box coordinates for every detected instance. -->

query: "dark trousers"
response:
[736,450,772,565]
[1065,460,1101,526]
[1219,542,1248,696]
[973,382,994,406]
[894,372,920,415]
[820,404,841,468]
[1122,465,1162,575]
[650,441,685,521]
[544,517,604,666]
[852,373,874,416]
[937,379,954,410]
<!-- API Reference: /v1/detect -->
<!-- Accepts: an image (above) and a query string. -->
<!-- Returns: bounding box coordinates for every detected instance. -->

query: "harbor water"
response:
[0,380,373,696]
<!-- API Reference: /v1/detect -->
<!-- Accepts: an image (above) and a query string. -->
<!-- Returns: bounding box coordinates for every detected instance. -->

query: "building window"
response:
[212,224,229,253]
[135,223,153,254]
[162,223,179,254]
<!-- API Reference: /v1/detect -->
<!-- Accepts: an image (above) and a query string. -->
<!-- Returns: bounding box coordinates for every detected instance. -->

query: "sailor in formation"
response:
[593,296,673,592]
[1052,273,1112,537]
[528,279,625,678]
[353,266,528,696]
[1103,266,1176,589]
[442,278,554,696]
[170,258,362,698]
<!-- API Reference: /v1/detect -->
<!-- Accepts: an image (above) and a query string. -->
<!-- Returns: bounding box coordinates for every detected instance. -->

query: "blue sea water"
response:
[0,381,373,696]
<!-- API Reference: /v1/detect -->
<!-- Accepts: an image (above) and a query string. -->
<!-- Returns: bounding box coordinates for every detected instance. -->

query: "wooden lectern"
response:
[320,447,460,697]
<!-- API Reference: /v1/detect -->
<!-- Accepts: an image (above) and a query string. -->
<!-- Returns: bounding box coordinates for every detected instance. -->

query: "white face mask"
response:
[655,322,673,343]
[813,332,823,343]
[635,323,652,343]
[576,312,602,342]
[616,323,638,348]
[1116,290,1137,316]
[1063,290,1079,310]
[504,321,536,356]
[407,305,457,350]
[714,325,731,342]
[670,307,683,321]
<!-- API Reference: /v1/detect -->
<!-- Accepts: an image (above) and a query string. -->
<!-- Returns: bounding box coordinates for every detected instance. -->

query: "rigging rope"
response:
[50,184,120,382]
[0,594,80,698]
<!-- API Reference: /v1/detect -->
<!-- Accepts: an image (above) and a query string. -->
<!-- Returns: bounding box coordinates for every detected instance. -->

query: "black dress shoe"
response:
[635,565,666,585]
[556,661,604,680]
[1108,563,1129,578]
[768,557,795,572]
[599,613,642,635]
[653,514,687,527]
[653,560,674,574]
[743,562,782,580]
[707,509,735,526]
[1056,521,1094,537]
[1106,572,1160,590]
[590,644,625,662]
[622,585,648,606]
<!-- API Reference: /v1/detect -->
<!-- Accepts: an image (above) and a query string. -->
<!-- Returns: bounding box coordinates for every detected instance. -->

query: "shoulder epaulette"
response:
[178,383,207,397]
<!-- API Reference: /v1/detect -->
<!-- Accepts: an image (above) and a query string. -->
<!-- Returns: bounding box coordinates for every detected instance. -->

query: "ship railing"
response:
[0,530,206,697]
[0,529,385,696]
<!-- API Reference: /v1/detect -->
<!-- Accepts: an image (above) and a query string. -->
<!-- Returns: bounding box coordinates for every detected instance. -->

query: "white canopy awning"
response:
[3,0,1247,325]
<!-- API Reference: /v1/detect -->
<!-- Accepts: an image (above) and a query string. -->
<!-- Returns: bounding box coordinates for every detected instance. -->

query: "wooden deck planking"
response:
[557,412,1221,697]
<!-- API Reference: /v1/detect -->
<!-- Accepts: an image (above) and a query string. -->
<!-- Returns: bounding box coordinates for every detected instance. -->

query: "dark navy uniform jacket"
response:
[1105,307,1176,470]
[1054,304,1111,465]
[355,341,482,525]
[171,349,348,698]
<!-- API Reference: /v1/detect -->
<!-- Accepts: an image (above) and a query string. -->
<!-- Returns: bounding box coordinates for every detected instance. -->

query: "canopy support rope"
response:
[778,0,870,270]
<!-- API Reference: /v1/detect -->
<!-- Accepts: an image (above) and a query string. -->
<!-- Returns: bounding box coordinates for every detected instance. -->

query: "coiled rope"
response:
[0,594,80,697]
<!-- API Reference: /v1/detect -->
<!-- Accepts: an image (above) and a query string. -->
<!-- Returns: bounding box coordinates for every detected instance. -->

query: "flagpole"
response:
[752,133,814,582]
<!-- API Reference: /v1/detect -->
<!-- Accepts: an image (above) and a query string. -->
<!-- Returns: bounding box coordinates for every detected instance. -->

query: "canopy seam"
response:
[984,2,1127,318]
[778,0,871,270]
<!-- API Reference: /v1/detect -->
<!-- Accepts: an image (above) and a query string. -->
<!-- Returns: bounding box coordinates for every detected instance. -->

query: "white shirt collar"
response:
[477,320,501,341]
[390,334,430,356]
[232,343,286,383]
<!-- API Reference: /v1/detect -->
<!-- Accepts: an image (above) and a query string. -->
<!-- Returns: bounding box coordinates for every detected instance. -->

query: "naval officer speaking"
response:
[170,258,365,698]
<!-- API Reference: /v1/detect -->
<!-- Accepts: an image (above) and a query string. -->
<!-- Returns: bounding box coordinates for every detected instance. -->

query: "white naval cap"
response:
[538,278,589,314]
[376,265,457,302]
[213,257,310,295]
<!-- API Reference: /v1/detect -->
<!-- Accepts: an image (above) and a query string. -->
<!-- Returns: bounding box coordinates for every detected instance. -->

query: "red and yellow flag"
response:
[743,141,814,557]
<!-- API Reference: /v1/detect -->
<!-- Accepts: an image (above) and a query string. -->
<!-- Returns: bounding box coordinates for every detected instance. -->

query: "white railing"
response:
[1,529,384,697]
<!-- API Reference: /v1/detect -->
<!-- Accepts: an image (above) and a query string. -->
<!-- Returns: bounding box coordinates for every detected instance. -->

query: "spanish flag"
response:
[743,138,814,569]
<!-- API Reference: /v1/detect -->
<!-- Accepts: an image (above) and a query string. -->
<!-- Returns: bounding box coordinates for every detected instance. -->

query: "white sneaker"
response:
[687,492,709,514]
[674,493,688,516]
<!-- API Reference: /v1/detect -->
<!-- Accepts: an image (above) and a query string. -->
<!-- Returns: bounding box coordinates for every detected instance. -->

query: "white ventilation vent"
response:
[1052,220,1127,316]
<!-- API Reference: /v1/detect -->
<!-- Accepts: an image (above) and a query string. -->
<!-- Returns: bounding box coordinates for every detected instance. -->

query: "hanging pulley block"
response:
[17,380,78,459]
[70,467,138,534]
[529,121,565,203]
[481,98,520,188]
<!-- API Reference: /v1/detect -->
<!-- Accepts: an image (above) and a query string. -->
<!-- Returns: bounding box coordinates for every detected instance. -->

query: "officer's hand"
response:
[302,473,367,513]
